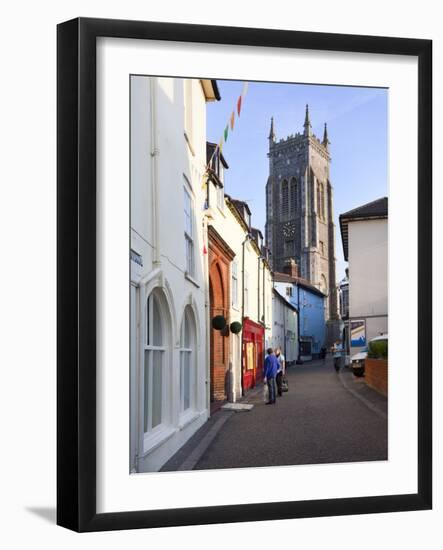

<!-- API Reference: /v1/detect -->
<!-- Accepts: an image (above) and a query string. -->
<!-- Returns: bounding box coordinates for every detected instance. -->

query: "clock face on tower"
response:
[282,221,295,238]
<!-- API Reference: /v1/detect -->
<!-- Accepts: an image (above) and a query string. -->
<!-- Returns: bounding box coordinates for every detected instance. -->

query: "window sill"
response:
[178,409,204,431]
[142,426,176,457]
[185,272,200,288]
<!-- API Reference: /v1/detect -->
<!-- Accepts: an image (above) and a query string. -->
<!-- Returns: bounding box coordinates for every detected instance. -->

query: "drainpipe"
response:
[262,258,266,341]
[240,233,251,397]
[283,300,287,359]
[202,186,211,415]
[296,283,302,364]
[257,256,261,326]
[150,77,160,265]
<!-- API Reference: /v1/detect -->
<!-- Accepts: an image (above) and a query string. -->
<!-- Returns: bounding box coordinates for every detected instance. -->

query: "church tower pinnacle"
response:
[303,104,312,137]
[268,116,275,143]
[322,122,330,150]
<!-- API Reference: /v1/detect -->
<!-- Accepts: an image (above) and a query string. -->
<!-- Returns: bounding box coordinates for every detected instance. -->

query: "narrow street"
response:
[162,358,387,472]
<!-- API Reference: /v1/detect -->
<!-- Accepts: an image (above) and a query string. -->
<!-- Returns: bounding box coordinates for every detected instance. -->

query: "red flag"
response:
[230,111,235,131]
[237,95,242,116]
[203,244,208,255]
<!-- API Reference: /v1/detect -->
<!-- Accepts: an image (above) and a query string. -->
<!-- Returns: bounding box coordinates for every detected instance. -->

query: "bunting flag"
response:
[203,244,208,255]
[205,81,249,171]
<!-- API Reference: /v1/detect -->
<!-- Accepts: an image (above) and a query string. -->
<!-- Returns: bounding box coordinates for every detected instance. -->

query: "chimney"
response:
[283,259,298,278]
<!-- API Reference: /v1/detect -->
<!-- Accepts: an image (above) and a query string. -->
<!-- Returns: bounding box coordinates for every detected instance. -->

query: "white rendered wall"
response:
[130,77,210,472]
[272,294,298,362]
[348,218,388,350]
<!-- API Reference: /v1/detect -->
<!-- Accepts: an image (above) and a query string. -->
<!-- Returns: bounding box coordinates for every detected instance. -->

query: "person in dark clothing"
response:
[275,347,286,396]
[320,346,327,363]
[263,348,279,404]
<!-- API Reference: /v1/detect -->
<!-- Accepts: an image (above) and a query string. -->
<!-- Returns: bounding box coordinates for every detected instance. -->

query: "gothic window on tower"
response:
[281,180,289,220]
[290,177,297,214]
[321,183,326,220]
[284,239,294,257]
[273,181,280,221]
[319,240,325,256]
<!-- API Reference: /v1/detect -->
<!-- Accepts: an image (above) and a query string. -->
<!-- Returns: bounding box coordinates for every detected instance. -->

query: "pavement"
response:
[161,358,387,472]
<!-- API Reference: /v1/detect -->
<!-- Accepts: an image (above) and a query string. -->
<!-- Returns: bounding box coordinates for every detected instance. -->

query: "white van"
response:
[350,333,388,377]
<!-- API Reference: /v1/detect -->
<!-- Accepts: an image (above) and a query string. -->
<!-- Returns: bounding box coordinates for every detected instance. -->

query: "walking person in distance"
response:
[333,340,343,372]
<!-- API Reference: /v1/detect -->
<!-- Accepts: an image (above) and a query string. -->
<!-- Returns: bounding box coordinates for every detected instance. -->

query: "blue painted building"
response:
[274,270,326,361]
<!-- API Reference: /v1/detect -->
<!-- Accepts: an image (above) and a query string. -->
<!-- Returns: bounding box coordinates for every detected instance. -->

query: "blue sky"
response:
[206,80,388,280]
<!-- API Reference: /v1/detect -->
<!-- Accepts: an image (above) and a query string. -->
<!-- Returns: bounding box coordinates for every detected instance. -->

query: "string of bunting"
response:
[202,81,249,189]
[201,81,249,256]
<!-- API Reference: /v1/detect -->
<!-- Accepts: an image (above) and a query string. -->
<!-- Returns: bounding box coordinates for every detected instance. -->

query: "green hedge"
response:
[367,339,388,359]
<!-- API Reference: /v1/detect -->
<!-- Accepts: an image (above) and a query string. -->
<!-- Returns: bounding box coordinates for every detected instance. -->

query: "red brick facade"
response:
[365,358,388,397]
[208,226,235,402]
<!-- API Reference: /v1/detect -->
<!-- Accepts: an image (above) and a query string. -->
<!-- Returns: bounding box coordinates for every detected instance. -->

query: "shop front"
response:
[242,318,265,393]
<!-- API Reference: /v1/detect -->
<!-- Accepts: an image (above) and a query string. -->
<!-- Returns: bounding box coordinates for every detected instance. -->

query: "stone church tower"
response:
[265,105,339,328]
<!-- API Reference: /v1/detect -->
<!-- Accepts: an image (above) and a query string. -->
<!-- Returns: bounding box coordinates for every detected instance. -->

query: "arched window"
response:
[273,180,280,221]
[322,184,327,220]
[290,178,297,215]
[281,180,289,219]
[144,291,167,433]
[180,307,196,414]
[317,183,322,219]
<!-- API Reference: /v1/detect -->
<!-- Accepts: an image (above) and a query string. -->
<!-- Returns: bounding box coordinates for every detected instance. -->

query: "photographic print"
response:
[130,76,388,474]
[57,18,431,531]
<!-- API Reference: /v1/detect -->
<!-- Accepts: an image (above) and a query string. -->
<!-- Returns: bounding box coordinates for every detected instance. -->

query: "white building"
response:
[130,77,219,472]
[271,288,299,364]
[339,197,388,355]
[204,146,274,400]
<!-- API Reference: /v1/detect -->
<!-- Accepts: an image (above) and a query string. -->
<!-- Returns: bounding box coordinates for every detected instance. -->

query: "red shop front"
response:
[242,318,265,393]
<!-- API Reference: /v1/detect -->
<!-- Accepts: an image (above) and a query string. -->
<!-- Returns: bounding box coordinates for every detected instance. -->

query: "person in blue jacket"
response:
[263,348,279,404]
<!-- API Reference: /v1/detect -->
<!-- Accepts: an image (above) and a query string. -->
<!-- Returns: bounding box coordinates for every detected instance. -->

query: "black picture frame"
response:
[57,17,432,532]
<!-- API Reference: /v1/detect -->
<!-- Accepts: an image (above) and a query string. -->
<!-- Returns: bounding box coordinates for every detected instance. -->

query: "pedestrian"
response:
[275,347,286,396]
[263,348,279,404]
[333,340,343,372]
[320,346,327,364]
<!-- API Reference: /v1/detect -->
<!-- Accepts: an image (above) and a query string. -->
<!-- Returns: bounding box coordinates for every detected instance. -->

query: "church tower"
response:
[265,106,339,327]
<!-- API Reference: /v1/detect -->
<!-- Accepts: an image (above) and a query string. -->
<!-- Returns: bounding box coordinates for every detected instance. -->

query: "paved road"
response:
[193,359,387,470]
